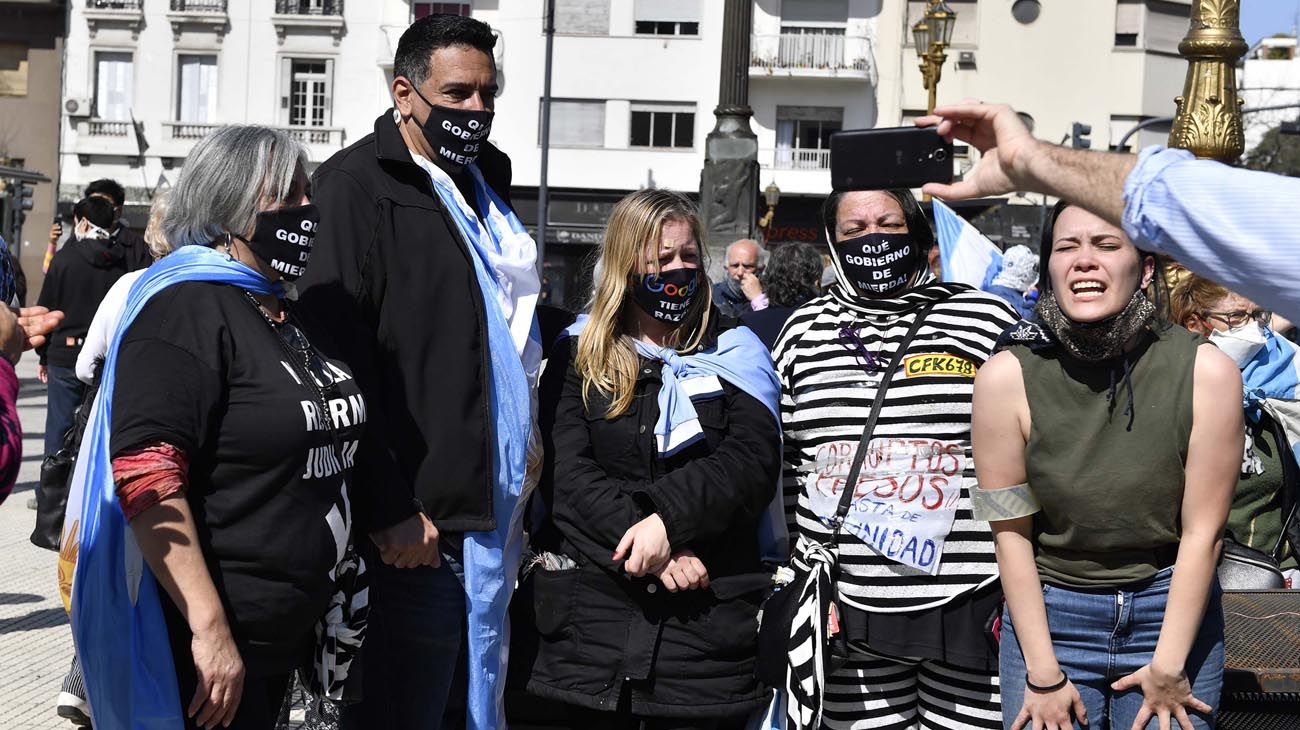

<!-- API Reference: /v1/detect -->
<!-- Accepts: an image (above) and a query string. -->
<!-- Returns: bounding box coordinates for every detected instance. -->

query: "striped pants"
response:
[820,644,1001,730]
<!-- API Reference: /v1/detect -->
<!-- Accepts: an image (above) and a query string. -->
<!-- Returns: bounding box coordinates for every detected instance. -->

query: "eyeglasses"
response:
[1202,309,1271,328]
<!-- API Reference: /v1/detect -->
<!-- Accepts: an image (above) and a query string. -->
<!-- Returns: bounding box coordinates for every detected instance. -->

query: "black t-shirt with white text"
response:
[112,281,366,672]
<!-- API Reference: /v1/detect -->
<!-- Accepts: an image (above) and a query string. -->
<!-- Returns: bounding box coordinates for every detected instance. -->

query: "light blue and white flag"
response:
[933,198,1002,289]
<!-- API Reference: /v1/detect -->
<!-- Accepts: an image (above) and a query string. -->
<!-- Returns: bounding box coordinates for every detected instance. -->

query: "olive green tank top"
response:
[1010,326,1202,588]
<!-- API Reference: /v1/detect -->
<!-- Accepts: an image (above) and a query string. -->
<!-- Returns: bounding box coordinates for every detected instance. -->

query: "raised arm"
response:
[972,350,1088,730]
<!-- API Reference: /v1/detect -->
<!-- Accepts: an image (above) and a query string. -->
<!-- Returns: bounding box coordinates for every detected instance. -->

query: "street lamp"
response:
[758,181,781,235]
[913,1,957,115]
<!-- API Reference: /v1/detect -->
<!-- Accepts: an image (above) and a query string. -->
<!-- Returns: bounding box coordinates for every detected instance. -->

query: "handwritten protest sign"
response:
[805,437,965,575]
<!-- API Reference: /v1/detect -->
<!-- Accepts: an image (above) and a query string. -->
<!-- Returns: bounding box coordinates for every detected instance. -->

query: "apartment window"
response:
[634,0,698,35]
[176,54,218,123]
[905,0,978,47]
[630,103,694,149]
[555,0,610,35]
[539,99,605,147]
[281,58,333,127]
[94,51,133,120]
[1115,0,1142,47]
[414,1,470,19]
[0,43,29,97]
[775,106,841,169]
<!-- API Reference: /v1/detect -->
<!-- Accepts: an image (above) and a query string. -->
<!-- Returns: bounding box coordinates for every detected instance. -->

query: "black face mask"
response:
[831,232,925,296]
[234,204,319,281]
[629,268,700,325]
[411,85,494,169]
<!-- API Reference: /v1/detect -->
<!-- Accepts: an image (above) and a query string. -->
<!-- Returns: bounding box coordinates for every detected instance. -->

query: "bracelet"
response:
[1025,671,1068,693]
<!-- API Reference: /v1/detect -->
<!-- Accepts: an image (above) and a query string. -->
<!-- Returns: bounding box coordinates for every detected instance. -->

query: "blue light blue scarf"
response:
[1239,327,1300,465]
[67,245,283,729]
[565,315,787,561]
[421,159,539,730]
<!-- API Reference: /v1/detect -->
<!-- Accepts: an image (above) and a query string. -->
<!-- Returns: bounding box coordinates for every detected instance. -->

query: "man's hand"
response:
[14,306,62,351]
[654,549,709,592]
[48,222,62,246]
[740,271,764,301]
[37,364,47,384]
[915,101,1039,200]
[613,513,671,577]
[369,512,441,569]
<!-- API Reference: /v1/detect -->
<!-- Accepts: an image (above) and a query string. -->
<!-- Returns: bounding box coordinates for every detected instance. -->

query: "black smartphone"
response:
[829,127,954,191]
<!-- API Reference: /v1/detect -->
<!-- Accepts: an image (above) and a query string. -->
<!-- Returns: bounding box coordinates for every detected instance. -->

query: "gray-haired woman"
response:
[103,126,389,730]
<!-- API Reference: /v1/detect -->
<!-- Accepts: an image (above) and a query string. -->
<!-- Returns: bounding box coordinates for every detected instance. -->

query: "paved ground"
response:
[0,356,76,730]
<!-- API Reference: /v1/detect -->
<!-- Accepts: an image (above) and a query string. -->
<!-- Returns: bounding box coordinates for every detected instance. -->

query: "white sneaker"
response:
[56,691,91,726]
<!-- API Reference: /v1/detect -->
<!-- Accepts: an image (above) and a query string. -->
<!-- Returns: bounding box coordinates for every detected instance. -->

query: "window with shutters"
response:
[629,103,695,149]
[176,54,218,123]
[633,0,699,35]
[1114,0,1142,47]
[94,51,133,120]
[281,58,333,128]
[413,1,470,20]
[0,43,29,97]
[555,0,609,35]
[539,99,605,147]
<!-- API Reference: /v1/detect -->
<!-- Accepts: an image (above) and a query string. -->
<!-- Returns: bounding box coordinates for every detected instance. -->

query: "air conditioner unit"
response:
[958,51,977,69]
[65,97,92,117]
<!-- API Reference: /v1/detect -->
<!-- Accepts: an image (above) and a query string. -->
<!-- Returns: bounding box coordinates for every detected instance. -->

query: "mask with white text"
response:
[830,232,925,297]
[628,268,699,325]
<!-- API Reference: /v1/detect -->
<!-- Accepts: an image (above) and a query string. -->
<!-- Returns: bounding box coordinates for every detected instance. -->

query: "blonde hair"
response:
[143,191,173,260]
[1169,272,1230,330]
[576,189,712,419]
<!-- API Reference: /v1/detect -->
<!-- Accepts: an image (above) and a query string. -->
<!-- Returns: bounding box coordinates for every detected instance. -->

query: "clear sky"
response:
[1242,0,1300,47]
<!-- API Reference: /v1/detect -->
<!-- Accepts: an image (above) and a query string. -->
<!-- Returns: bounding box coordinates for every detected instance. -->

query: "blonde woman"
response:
[522,189,782,729]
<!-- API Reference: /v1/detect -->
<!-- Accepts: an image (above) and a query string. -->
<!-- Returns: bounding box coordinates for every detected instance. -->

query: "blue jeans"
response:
[44,365,84,457]
[1000,568,1224,730]
[340,543,466,730]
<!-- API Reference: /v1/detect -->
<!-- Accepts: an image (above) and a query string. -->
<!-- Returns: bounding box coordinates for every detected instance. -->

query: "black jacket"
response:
[521,316,781,718]
[36,237,131,368]
[299,111,514,533]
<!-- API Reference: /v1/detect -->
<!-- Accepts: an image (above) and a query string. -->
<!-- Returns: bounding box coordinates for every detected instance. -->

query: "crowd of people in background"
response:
[1,11,1296,730]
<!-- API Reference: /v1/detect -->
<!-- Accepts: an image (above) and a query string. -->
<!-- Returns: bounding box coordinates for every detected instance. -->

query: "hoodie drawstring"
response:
[1105,356,1137,431]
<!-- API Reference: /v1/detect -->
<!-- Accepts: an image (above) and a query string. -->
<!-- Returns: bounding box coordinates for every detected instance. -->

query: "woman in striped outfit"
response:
[772,188,1017,729]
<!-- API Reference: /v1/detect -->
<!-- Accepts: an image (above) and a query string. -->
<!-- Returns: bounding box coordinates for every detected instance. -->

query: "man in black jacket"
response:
[299,14,519,730]
[47,179,154,274]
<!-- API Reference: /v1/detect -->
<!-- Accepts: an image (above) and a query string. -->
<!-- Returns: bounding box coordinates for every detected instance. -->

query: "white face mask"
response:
[75,219,112,242]
[1209,322,1267,368]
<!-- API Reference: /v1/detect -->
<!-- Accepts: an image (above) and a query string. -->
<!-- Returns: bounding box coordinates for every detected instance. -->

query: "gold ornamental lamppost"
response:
[912,1,957,116]
[1168,0,1247,162]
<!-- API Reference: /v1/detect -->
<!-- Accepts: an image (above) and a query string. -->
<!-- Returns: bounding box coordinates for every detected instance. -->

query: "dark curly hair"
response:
[395,14,497,87]
[763,242,824,308]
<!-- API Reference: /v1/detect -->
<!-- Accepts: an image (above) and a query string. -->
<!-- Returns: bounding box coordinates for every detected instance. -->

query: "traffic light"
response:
[1070,122,1092,149]
[14,182,33,232]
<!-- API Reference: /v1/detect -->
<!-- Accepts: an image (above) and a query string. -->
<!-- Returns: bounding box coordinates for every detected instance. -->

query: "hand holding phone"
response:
[830,127,954,191]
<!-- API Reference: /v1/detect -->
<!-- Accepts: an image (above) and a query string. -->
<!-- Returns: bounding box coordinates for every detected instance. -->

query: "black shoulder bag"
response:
[755,302,937,708]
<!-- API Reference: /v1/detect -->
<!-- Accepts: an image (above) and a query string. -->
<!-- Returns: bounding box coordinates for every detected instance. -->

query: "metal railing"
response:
[274,0,344,15]
[86,119,131,136]
[86,0,143,10]
[165,122,220,140]
[170,0,227,12]
[762,147,832,171]
[751,32,871,72]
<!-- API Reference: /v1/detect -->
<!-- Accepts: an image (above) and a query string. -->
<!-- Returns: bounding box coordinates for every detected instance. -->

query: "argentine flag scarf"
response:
[413,152,542,730]
[64,245,284,729]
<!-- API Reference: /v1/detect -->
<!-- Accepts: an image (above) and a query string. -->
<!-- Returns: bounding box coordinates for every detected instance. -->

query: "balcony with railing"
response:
[750,29,876,81]
[85,119,131,137]
[761,147,831,171]
[85,0,145,38]
[167,0,229,40]
[272,0,346,44]
[164,121,221,140]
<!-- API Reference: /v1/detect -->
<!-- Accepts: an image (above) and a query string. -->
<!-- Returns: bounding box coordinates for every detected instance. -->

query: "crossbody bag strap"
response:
[830,301,938,538]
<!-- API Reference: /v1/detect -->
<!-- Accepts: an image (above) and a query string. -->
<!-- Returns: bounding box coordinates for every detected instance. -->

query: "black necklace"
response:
[241,291,343,452]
